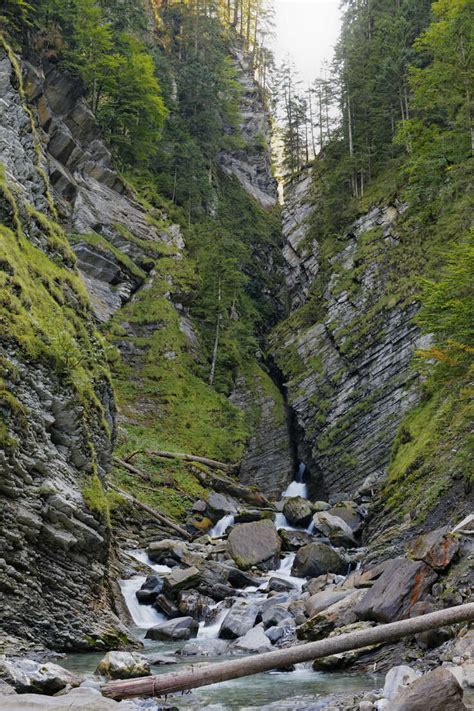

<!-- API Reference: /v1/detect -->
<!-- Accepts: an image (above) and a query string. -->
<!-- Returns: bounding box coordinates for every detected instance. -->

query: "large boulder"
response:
[234,509,275,524]
[305,589,353,617]
[145,616,199,641]
[297,590,365,641]
[234,624,273,653]
[407,526,459,571]
[0,659,81,695]
[135,575,163,605]
[312,512,357,548]
[390,667,467,710]
[261,604,292,630]
[227,519,281,571]
[291,543,346,578]
[354,557,438,623]
[267,577,297,593]
[282,497,313,527]
[180,639,230,657]
[163,566,201,596]
[177,590,214,620]
[219,600,260,639]
[147,539,187,564]
[311,621,383,670]
[95,652,150,680]
[328,502,364,533]
[383,665,420,700]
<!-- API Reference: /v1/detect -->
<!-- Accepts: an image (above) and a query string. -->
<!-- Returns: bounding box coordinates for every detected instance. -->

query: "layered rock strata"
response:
[0,49,127,651]
[271,170,431,495]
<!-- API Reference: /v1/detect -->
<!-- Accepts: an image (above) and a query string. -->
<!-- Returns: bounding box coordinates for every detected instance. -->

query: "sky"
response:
[273,0,342,87]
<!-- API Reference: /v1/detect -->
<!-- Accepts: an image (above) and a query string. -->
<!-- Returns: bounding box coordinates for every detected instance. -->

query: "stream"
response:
[62,466,381,709]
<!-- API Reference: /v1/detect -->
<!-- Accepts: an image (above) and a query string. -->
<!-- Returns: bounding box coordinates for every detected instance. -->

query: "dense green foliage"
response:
[16,0,167,165]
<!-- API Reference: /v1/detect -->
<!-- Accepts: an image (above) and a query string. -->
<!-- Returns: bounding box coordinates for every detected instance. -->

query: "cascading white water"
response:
[209,514,235,538]
[126,549,172,575]
[119,551,172,629]
[281,462,308,499]
[198,607,228,638]
[275,462,313,532]
[119,577,167,629]
[273,552,304,590]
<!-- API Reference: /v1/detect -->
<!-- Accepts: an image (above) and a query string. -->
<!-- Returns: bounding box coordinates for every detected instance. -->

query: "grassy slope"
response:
[105,180,285,521]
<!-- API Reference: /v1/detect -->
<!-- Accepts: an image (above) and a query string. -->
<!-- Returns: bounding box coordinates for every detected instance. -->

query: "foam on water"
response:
[281,479,308,499]
[274,512,299,531]
[126,549,172,574]
[198,607,228,638]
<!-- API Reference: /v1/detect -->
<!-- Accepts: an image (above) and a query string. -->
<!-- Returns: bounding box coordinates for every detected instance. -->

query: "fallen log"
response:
[193,468,274,509]
[147,449,237,472]
[102,602,474,699]
[108,482,192,541]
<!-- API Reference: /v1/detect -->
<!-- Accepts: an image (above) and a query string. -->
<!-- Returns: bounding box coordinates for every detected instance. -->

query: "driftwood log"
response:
[102,603,474,699]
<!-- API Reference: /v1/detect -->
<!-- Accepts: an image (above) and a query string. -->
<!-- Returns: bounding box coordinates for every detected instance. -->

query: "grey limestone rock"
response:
[291,543,346,578]
[227,519,281,571]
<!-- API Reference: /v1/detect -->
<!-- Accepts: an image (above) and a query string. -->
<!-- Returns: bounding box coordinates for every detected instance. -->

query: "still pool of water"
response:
[62,644,382,710]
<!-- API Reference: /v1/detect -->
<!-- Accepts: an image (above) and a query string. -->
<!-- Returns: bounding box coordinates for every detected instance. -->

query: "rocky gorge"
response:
[0,0,473,709]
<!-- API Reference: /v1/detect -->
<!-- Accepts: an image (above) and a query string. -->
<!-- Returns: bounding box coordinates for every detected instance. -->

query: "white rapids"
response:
[209,514,235,538]
[119,551,172,629]
[275,462,314,533]
[119,577,167,629]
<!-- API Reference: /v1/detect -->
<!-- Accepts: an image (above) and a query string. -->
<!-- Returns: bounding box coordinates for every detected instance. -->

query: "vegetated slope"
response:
[270,0,473,540]
[0,40,129,652]
[0,0,293,653]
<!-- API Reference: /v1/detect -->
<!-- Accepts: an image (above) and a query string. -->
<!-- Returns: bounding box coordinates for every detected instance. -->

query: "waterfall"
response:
[209,514,235,538]
[275,462,311,530]
[119,577,167,629]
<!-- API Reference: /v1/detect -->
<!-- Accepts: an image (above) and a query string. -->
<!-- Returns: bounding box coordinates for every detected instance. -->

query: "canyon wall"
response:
[271,170,431,497]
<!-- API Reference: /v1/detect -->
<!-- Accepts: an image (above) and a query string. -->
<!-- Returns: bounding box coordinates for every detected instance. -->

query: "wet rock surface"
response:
[390,666,467,710]
[95,652,150,680]
[0,50,126,653]
[0,659,81,695]
[271,171,428,496]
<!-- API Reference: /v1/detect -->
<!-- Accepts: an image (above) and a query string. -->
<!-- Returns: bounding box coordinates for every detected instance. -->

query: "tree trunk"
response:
[102,603,474,699]
[107,482,192,540]
[115,451,235,473]
[209,277,222,387]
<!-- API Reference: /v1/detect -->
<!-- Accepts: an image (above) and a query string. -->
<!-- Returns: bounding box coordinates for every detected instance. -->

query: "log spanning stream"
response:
[63,551,378,709]
[63,466,384,708]
[63,464,458,709]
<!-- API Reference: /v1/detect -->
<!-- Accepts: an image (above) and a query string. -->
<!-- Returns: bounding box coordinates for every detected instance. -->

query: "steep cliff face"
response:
[0,48,128,652]
[231,363,294,498]
[0,22,291,651]
[271,170,431,496]
[219,46,277,209]
[22,61,179,324]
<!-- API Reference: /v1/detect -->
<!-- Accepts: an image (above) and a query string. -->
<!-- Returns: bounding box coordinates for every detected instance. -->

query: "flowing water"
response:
[209,513,236,538]
[60,467,381,708]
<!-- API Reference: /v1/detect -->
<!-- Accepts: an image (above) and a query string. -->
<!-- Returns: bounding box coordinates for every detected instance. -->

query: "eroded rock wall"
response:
[271,170,431,496]
[0,49,128,652]
[219,46,277,209]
